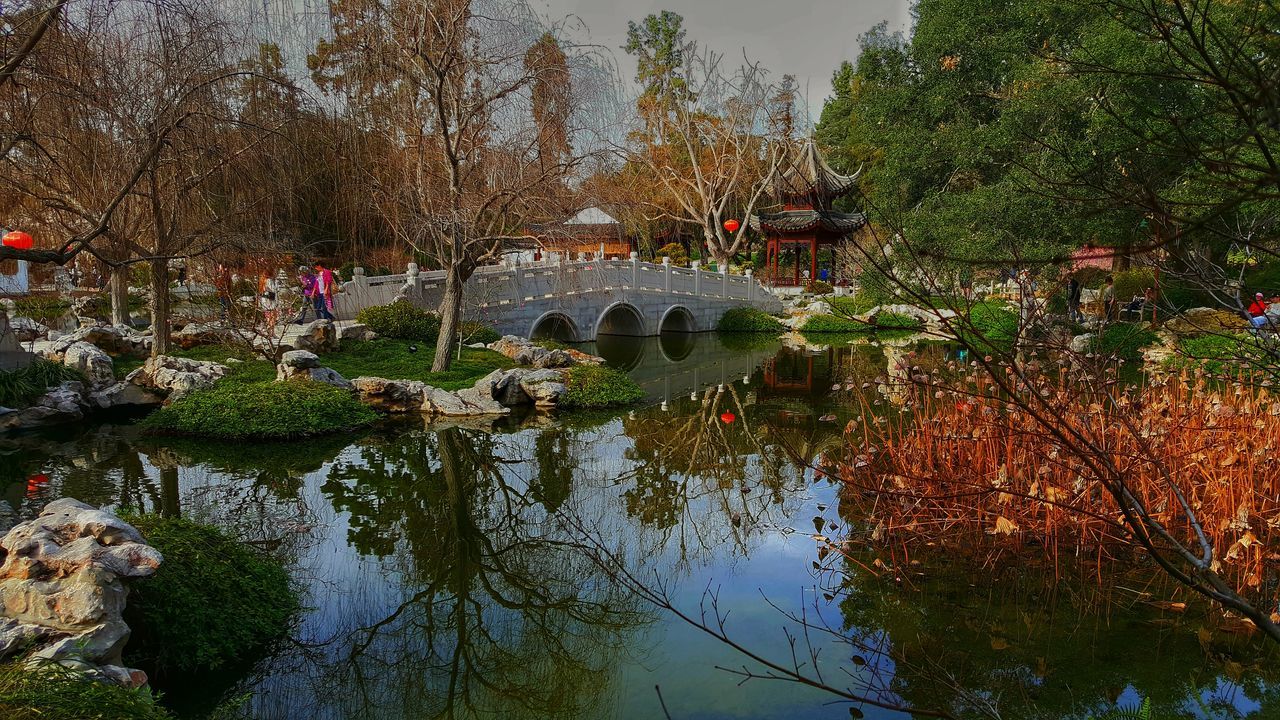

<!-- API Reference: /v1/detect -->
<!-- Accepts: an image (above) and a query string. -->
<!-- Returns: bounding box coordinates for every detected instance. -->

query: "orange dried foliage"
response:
[839,368,1280,598]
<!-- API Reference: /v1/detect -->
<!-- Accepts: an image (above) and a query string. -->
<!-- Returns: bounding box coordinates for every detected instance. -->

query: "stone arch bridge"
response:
[336,254,783,341]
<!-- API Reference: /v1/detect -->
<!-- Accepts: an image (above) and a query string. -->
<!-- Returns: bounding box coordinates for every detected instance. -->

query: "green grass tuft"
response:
[559,365,645,409]
[0,661,173,720]
[0,359,86,408]
[717,307,784,333]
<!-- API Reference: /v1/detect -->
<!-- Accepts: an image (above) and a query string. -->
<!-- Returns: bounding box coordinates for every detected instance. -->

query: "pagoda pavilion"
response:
[750,140,866,286]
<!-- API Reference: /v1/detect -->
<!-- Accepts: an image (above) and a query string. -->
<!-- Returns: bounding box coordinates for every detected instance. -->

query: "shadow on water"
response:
[5,331,1278,719]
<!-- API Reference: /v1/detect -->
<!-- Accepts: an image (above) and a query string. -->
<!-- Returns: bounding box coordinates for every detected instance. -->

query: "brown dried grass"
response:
[838,365,1280,600]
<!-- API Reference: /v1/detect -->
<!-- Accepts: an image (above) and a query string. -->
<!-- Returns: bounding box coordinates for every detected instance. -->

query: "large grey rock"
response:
[36,323,150,360]
[9,317,48,342]
[172,321,236,350]
[338,322,377,342]
[0,499,161,686]
[352,377,428,414]
[129,355,229,401]
[1,382,87,431]
[518,369,568,407]
[1069,333,1094,354]
[532,349,574,369]
[280,350,320,369]
[63,342,115,390]
[89,382,164,409]
[291,319,339,353]
[475,369,533,406]
[454,386,511,415]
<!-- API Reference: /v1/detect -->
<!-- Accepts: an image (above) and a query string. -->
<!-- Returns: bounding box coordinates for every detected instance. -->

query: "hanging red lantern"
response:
[723,218,740,234]
[2,230,33,250]
[720,411,736,424]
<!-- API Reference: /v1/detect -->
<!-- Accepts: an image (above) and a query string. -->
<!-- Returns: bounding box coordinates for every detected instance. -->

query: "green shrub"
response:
[356,302,441,341]
[0,661,173,720]
[656,242,689,267]
[0,359,86,408]
[144,379,377,440]
[1091,323,1158,360]
[1113,268,1157,306]
[458,320,500,345]
[801,311,922,334]
[717,307,784,333]
[829,294,878,315]
[123,516,298,675]
[533,338,570,351]
[559,365,645,409]
[804,279,834,295]
[1165,333,1265,374]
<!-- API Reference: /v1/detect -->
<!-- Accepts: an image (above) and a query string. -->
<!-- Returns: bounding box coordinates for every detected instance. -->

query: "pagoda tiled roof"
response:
[775,139,862,202]
[749,209,866,235]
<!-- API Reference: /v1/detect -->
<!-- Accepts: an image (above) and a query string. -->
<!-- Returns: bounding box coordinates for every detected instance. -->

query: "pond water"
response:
[3,333,1276,719]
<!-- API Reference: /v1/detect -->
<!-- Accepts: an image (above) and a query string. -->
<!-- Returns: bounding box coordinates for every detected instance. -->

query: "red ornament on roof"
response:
[2,230,33,250]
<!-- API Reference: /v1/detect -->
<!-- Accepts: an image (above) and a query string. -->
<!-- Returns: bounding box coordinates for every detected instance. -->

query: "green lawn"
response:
[317,338,513,390]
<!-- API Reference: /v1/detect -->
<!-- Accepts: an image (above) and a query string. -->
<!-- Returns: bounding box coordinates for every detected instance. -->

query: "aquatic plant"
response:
[837,363,1280,636]
[559,365,644,409]
[123,515,298,675]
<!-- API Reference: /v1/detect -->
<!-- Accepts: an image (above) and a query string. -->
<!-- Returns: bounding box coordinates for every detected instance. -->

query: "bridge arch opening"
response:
[659,305,697,334]
[659,331,696,362]
[529,312,580,343]
[595,302,646,337]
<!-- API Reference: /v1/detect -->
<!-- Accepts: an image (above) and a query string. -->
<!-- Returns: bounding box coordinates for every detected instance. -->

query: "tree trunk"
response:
[108,270,129,326]
[432,265,463,372]
[150,260,171,357]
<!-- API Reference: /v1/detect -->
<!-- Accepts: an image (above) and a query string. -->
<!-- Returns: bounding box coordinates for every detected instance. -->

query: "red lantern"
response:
[720,412,736,424]
[723,218,740,234]
[2,230,33,250]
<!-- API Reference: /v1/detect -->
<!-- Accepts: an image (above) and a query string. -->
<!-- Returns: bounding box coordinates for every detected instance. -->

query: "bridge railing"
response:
[337,252,778,320]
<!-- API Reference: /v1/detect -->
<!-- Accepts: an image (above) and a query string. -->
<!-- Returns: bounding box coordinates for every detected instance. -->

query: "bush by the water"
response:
[0,359,85,408]
[958,302,1020,352]
[143,378,377,440]
[123,516,298,675]
[1092,323,1158,360]
[801,312,922,334]
[0,661,173,720]
[559,365,644,409]
[356,302,441,341]
[717,307,783,333]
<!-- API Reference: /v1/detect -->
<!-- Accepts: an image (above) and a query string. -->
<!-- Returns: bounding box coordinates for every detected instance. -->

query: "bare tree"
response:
[622,32,785,268]
[308,0,608,371]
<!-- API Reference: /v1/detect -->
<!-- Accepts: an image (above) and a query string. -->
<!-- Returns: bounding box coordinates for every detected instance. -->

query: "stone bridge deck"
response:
[336,254,783,341]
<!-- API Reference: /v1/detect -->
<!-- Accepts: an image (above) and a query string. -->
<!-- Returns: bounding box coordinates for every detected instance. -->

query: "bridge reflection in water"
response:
[580,334,781,407]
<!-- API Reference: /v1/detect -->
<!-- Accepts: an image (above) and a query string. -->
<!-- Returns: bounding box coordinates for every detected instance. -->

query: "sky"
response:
[536,0,915,120]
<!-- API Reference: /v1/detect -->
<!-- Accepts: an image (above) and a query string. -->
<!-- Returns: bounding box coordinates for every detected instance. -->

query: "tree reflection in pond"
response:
[315,425,649,719]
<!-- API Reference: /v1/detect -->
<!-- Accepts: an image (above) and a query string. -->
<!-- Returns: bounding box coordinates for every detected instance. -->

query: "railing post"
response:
[630,251,639,289]
[691,260,701,296]
[721,266,729,298]
[406,262,421,292]
[662,256,671,294]
[512,257,523,302]
[745,268,754,301]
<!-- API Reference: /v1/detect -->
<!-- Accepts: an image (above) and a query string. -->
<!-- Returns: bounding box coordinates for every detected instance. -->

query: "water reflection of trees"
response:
[620,384,801,551]
[830,546,1280,719]
[310,425,649,719]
